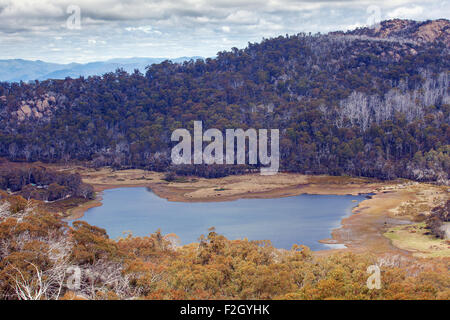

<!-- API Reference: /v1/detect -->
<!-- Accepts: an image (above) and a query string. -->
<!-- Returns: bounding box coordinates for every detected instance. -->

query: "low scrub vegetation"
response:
[0,196,448,300]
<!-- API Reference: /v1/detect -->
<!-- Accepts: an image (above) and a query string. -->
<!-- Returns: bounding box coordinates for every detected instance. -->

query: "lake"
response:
[78,187,366,250]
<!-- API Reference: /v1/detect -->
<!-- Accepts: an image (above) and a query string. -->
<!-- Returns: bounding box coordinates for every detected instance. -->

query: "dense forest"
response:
[0,196,448,300]
[426,200,450,239]
[0,165,94,201]
[0,19,448,182]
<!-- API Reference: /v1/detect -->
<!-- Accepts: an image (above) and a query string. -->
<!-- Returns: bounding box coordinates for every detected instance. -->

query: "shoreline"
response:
[66,192,104,220]
[66,182,372,253]
[64,171,383,253]
[57,167,448,257]
[66,173,383,220]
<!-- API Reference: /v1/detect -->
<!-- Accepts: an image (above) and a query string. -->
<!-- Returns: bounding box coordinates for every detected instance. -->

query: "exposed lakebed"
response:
[77,187,367,250]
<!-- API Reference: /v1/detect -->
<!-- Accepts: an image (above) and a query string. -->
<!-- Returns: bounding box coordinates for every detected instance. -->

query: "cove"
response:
[77,187,366,250]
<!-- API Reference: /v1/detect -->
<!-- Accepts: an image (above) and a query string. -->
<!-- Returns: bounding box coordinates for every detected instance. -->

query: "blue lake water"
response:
[77,187,366,250]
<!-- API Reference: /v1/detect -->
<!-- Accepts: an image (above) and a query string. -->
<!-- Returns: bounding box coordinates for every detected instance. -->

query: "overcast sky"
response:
[0,0,448,63]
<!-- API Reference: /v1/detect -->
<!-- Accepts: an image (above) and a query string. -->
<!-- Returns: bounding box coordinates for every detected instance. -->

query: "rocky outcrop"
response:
[414,19,450,45]
[338,19,450,47]
[13,94,57,121]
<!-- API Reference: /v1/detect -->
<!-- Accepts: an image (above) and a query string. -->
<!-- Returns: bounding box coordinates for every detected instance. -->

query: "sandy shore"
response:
[332,183,448,256]
[63,166,385,200]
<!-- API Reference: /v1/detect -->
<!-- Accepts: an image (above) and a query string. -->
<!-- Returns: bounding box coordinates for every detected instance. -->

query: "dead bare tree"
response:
[1,201,73,300]
[10,260,68,300]
[338,71,448,130]
[76,260,141,300]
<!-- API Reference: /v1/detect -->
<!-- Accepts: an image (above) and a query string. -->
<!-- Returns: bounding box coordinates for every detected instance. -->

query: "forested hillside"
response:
[0,19,448,182]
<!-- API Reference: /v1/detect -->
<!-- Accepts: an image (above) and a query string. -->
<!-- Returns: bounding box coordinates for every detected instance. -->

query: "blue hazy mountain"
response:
[0,57,203,82]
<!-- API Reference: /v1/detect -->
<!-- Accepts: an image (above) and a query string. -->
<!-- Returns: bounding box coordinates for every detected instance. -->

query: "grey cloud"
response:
[0,0,448,63]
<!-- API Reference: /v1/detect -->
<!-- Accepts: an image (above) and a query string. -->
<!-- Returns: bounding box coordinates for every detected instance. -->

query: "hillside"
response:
[0,19,448,183]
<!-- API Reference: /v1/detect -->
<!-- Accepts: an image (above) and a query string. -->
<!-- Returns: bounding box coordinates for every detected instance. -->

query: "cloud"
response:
[386,5,424,19]
[125,25,162,34]
[0,0,447,63]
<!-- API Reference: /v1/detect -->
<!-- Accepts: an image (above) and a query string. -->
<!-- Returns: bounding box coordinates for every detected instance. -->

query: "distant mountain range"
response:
[0,56,203,82]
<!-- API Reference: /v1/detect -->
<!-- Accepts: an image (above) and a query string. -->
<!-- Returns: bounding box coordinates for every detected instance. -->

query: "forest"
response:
[426,200,450,239]
[0,19,448,182]
[0,195,448,300]
[0,164,94,202]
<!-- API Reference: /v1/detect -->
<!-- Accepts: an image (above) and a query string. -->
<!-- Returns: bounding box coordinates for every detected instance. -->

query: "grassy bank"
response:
[385,223,450,258]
